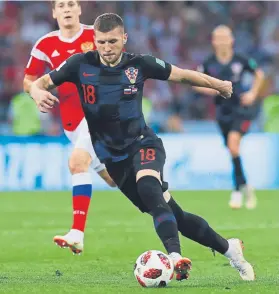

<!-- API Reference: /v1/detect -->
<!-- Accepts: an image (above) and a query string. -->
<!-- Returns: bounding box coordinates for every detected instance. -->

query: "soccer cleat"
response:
[53,230,84,255]
[226,238,255,281]
[229,191,243,209]
[241,185,257,210]
[169,253,192,281]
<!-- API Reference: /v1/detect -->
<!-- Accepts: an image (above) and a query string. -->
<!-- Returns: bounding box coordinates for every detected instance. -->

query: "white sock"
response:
[224,240,236,259]
[69,229,84,241]
[169,252,182,264]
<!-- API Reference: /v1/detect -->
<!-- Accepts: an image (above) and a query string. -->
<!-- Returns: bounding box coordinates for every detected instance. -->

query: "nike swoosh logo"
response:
[83,72,96,77]
[141,161,153,165]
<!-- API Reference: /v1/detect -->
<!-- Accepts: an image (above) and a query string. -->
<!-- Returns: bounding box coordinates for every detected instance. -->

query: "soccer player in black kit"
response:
[29,14,255,281]
[195,25,265,210]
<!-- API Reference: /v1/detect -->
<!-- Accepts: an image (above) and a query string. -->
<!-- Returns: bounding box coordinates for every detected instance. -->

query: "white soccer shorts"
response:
[64,118,105,173]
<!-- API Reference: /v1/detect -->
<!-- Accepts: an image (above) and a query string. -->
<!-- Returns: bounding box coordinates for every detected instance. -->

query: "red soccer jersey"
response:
[25,24,95,131]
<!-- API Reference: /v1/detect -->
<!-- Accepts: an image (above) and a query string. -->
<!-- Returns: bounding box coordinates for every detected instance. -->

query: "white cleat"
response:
[53,229,84,255]
[226,238,255,281]
[229,191,243,209]
[241,185,257,210]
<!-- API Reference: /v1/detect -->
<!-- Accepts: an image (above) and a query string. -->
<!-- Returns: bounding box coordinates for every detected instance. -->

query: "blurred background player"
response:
[195,25,265,210]
[23,0,116,254]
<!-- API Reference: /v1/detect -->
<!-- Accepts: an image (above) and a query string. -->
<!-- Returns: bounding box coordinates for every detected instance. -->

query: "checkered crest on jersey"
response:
[125,67,138,84]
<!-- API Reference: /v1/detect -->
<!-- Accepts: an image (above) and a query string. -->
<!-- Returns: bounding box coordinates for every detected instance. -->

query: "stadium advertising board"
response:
[0,134,278,191]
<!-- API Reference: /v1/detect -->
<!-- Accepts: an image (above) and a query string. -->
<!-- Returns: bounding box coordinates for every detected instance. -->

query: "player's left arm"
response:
[141,55,232,99]
[168,65,232,99]
[241,57,265,105]
[192,64,221,96]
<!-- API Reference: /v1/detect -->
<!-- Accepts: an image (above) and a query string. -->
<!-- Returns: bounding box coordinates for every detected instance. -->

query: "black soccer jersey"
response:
[49,51,172,163]
[198,54,258,119]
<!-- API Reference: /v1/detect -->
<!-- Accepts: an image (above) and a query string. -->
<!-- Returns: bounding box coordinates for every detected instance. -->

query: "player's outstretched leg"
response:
[53,171,92,254]
[167,196,255,281]
[137,175,192,279]
[227,131,257,209]
[54,149,93,255]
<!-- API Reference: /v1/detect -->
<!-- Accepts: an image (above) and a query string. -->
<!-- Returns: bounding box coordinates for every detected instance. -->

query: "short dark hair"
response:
[94,13,124,33]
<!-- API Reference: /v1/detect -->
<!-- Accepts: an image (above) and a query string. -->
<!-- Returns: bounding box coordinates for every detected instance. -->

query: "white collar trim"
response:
[58,24,84,43]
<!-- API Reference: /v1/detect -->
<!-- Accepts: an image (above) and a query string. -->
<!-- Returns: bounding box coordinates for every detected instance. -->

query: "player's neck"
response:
[59,24,82,39]
[215,50,234,64]
[100,53,123,67]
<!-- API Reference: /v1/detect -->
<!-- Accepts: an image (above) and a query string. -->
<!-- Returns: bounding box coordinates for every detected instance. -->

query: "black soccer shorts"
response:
[217,116,251,146]
[106,138,168,213]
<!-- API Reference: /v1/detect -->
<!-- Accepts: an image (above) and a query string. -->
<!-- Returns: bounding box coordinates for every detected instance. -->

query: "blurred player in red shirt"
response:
[24,0,115,255]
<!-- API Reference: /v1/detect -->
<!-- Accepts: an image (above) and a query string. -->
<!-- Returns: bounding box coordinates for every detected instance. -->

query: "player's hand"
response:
[217,81,233,99]
[30,87,59,113]
[240,90,256,106]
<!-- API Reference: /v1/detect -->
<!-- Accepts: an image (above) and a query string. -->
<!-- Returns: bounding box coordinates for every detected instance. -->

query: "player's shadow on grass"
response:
[151,279,246,289]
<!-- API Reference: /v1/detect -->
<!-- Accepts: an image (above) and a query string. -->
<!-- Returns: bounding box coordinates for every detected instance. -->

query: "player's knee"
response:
[163,190,171,202]
[227,142,239,157]
[137,175,163,207]
[227,133,241,156]
[69,149,92,174]
[137,175,160,193]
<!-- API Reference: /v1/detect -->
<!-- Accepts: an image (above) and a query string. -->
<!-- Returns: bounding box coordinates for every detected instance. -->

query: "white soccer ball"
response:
[134,250,174,288]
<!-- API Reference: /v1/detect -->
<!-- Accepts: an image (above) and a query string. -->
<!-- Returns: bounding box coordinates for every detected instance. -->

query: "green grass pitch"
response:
[0,190,278,293]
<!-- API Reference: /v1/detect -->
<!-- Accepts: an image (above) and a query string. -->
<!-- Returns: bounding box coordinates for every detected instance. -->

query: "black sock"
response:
[137,176,180,254]
[168,197,229,254]
[232,156,247,190]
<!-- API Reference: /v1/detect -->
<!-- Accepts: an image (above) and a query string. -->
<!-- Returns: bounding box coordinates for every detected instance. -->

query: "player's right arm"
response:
[30,54,82,112]
[29,74,59,113]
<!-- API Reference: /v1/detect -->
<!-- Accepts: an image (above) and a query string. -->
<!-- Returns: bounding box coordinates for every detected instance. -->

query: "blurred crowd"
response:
[0,1,278,135]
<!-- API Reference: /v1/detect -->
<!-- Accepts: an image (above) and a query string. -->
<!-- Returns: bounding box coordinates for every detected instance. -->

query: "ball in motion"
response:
[134,250,174,288]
